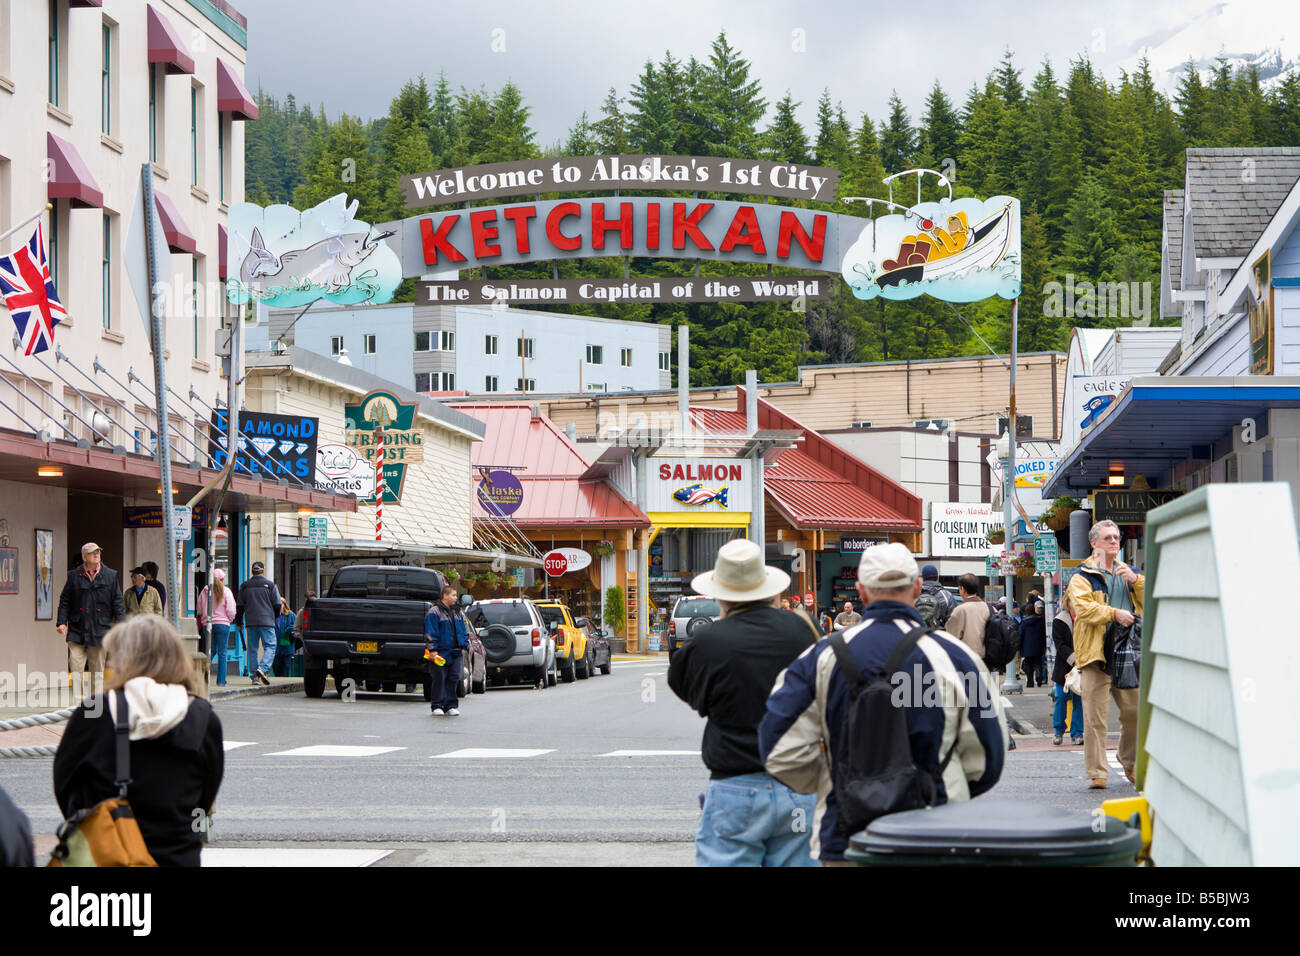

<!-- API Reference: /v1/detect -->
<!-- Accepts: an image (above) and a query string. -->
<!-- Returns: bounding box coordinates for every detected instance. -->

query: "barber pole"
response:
[375,425,384,541]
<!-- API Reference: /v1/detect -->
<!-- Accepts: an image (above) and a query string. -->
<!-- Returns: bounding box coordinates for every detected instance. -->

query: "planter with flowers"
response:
[1013,551,1036,578]
[593,540,616,559]
[986,528,1005,546]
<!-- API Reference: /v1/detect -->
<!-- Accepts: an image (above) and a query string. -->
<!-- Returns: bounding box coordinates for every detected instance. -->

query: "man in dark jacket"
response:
[1018,600,1047,687]
[425,585,469,716]
[56,542,126,699]
[234,561,281,686]
[667,539,818,867]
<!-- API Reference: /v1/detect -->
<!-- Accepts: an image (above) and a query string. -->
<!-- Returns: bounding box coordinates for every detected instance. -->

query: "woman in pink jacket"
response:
[197,568,237,686]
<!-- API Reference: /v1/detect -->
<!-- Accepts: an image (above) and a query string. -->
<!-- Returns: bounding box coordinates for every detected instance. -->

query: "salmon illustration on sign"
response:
[673,484,729,508]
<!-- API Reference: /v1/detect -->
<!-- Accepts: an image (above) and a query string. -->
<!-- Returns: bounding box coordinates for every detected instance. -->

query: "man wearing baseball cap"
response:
[234,560,282,685]
[56,542,126,699]
[668,538,819,866]
[760,542,1006,865]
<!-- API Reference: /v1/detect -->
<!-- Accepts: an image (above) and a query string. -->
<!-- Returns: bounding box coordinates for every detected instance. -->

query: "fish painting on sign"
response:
[226,193,401,309]
[673,484,729,508]
[839,170,1020,303]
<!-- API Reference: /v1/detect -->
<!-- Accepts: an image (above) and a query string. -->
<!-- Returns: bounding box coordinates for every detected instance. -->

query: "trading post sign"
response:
[343,390,421,505]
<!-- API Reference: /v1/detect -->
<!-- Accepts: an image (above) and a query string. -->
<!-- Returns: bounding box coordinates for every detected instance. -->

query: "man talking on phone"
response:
[1065,519,1144,790]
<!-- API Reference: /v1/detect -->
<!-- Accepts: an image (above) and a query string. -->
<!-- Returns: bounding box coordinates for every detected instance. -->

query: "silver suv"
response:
[467,598,557,688]
[668,596,722,658]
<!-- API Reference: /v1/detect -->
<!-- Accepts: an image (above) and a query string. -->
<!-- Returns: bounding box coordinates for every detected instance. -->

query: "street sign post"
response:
[308,516,328,595]
[172,506,192,543]
[1034,535,1059,574]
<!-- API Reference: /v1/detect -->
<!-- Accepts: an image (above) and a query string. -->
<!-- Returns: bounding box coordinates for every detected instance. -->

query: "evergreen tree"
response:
[483,81,538,162]
[698,30,767,157]
[293,113,383,222]
[565,111,599,155]
[918,80,961,172]
[592,87,628,154]
[763,91,810,164]
[879,90,916,172]
[1058,174,1119,322]
[1017,209,1063,351]
[429,72,458,165]
[1174,61,1209,144]
[628,60,678,153]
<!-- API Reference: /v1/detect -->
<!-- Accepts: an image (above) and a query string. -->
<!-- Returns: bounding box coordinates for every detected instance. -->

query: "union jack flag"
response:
[0,224,65,355]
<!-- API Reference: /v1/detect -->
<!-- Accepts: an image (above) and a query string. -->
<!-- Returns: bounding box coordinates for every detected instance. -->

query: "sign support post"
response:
[1001,299,1023,695]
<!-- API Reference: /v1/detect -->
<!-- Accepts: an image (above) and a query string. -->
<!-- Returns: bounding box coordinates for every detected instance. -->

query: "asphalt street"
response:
[3,658,1136,864]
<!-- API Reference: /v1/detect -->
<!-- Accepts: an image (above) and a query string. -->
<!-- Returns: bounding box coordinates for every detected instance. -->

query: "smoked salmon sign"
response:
[370,157,1020,305]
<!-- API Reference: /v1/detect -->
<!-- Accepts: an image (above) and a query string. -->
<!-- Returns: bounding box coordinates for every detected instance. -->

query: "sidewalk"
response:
[0,678,301,751]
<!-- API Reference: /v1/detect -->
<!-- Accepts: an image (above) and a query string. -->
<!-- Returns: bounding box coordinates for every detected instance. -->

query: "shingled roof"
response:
[1163,189,1184,292]
[1186,148,1300,258]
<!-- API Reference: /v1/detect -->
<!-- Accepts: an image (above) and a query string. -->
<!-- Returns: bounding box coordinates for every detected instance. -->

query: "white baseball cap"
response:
[857,542,919,590]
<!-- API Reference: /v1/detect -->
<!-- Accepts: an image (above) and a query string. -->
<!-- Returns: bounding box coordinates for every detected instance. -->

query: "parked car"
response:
[466,598,556,688]
[575,617,612,675]
[301,565,445,701]
[534,601,590,682]
[668,596,722,658]
[459,615,487,697]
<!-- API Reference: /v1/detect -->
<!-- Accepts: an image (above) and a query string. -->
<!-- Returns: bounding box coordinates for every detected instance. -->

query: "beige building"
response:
[519,351,1067,441]
[0,3,354,697]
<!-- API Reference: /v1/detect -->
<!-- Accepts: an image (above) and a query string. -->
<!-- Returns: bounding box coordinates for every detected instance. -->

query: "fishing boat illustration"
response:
[875,201,1015,288]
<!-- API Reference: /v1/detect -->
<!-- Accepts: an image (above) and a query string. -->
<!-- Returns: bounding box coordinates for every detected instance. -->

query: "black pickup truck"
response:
[301,565,445,700]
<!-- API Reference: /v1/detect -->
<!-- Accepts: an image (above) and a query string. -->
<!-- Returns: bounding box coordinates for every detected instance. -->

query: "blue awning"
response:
[1043,376,1300,497]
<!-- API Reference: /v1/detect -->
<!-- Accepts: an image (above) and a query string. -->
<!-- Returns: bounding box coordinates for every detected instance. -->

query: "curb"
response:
[211,681,303,703]
[1008,716,1037,735]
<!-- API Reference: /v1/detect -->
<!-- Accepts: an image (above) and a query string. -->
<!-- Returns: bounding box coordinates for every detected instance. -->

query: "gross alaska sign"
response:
[343,390,420,505]
[209,410,318,481]
[929,502,1000,557]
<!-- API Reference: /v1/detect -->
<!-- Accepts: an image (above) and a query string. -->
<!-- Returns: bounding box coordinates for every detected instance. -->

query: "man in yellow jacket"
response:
[1066,519,1144,790]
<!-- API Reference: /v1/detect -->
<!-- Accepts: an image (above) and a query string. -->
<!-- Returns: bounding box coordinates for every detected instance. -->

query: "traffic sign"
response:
[1034,535,1059,573]
[512,567,527,587]
[543,548,591,577]
[308,516,328,547]
[172,506,192,542]
[803,592,814,609]
[998,550,1014,575]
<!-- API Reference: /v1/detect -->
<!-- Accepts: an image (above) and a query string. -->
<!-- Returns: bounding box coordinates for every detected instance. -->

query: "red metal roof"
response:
[692,394,923,532]
[449,403,649,529]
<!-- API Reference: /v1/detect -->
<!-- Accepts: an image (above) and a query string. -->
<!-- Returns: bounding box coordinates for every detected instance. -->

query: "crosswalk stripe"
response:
[223,741,257,752]
[264,745,406,757]
[201,848,391,867]
[431,748,555,759]
[598,750,701,757]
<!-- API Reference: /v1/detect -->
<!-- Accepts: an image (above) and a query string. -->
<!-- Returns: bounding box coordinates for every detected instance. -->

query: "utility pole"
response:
[1001,299,1023,695]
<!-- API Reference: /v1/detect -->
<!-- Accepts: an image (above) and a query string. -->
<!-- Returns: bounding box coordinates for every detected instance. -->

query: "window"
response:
[414,373,431,392]
[484,376,498,393]
[330,336,343,356]
[217,117,227,202]
[586,345,603,365]
[414,331,431,351]
[101,23,112,135]
[101,214,112,330]
[192,260,200,359]
[190,86,198,185]
[363,334,376,354]
[620,348,632,367]
[441,372,456,390]
[517,336,533,359]
[47,201,59,291]
[48,1,60,106]
[148,65,158,163]
[516,378,535,393]
[485,334,498,355]
[441,330,455,351]
[0,0,11,81]
[658,351,670,371]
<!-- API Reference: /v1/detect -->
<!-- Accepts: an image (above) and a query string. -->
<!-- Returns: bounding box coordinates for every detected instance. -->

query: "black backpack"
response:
[983,608,1021,670]
[827,624,957,836]
[915,583,954,628]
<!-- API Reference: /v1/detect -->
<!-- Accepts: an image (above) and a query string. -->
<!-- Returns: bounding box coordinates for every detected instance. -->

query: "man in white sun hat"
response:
[760,542,1007,865]
[668,538,819,867]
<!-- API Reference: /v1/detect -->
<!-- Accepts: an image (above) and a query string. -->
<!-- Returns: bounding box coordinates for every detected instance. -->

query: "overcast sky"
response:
[244,0,1295,147]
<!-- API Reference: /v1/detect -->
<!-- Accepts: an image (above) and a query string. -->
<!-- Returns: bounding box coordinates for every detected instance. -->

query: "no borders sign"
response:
[543,548,592,577]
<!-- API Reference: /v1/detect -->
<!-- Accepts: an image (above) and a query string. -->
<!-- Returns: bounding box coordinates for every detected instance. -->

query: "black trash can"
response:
[845,798,1142,867]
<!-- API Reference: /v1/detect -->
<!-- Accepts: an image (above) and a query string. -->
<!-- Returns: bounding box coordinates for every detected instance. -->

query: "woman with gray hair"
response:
[1064,519,1144,789]
[53,616,224,866]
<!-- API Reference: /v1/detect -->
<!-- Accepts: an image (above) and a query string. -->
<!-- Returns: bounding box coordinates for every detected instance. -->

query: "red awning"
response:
[216,58,259,121]
[692,397,923,532]
[218,223,227,279]
[154,191,197,254]
[46,132,103,209]
[147,4,195,75]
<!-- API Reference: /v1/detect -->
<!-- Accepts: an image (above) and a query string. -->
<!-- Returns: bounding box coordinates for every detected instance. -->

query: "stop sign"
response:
[803,592,814,608]
[543,551,569,577]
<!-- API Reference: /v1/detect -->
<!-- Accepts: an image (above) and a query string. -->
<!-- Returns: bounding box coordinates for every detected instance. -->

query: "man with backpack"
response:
[915,564,957,628]
[943,574,989,658]
[759,543,1007,865]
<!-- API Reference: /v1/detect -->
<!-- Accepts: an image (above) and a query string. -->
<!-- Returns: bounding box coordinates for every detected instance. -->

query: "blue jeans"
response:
[1053,682,1082,737]
[210,623,231,685]
[695,772,818,867]
[246,626,277,674]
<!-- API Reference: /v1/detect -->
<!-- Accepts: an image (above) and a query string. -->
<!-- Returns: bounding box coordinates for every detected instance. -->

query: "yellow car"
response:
[534,602,590,683]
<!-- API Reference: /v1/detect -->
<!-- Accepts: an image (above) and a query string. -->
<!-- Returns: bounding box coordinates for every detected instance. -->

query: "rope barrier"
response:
[0,707,76,731]
[0,745,58,758]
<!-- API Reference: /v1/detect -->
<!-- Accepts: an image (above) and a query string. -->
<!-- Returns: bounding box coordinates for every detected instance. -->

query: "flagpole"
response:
[0,204,53,244]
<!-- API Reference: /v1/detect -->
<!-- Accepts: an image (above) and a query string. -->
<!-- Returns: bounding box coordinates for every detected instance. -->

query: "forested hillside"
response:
[244,33,1300,386]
